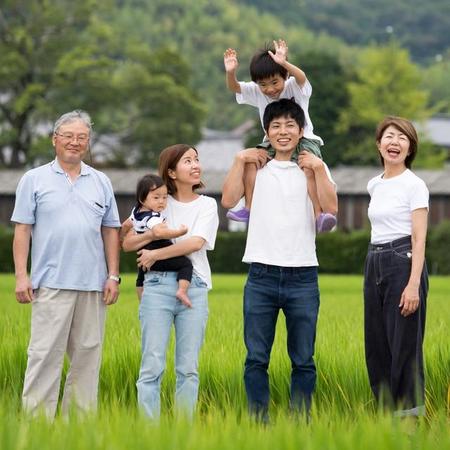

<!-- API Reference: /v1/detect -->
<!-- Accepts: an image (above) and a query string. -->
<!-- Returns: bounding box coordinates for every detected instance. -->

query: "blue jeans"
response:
[136,271,208,419]
[243,263,320,418]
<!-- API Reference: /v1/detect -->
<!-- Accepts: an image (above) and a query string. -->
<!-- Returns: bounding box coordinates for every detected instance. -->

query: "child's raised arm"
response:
[224,48,241,94]
[269,39,307,88]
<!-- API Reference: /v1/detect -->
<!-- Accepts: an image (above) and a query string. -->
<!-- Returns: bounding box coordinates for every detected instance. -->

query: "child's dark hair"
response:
[135,174,165,208]
[250,44,288,82]
[263,98,305,132]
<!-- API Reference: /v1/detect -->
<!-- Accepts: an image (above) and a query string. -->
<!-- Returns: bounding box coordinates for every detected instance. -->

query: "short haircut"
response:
[158,144,204,195]
[53,110,93,135]
[135,174,165,208]
[263,98,305,132]
[375,116,419,169]
[250,44,288,82]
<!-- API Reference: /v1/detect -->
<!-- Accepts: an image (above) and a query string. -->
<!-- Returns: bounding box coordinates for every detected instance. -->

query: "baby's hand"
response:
[269,39,288,66]
[152,222,168,239]
[178,224,188,235]
[224,48,239,72]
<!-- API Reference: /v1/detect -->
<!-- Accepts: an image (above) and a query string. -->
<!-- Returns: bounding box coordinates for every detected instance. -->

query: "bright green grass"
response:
[0,274,449,450]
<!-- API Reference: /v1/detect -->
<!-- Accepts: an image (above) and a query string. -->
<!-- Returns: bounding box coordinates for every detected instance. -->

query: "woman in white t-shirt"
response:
[123,144,219,420]
[364,116,429,418]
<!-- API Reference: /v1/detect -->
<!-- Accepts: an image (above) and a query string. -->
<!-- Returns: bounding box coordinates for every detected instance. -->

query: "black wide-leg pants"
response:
[363,236,428,415]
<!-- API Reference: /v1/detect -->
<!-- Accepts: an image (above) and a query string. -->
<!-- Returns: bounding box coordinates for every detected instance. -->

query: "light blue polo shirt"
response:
[11,159,121,291]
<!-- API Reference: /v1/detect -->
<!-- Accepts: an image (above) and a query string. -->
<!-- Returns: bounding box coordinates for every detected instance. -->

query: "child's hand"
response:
[224,48,239,72]
[268,39,288,66]
[302,167,315,180]
[178,224,188,236]
[237,148,269,169]
[298,151,323,171]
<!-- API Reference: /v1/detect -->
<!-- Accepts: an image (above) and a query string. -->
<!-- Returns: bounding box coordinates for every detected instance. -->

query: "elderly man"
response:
[11,110,121,418]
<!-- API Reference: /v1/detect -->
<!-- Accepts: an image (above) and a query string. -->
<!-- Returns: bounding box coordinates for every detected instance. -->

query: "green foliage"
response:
[0,1,205,168]
[298,51,352,166]
[0,226,14,272]
[208,232,248,273]
[414,140,448,169]
[337,42,435,166]
[3,226,450,275]
[106,0,350,131]
[316,230,370,274]
[426,220,450,274]
[1,0,447,168]
[423,54,450,115]
[241,0,450,63]
[207,230,371,274]
[0,0,95,167]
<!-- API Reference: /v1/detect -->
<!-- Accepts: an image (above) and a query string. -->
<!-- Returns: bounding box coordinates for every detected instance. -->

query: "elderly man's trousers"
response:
[22,288,106,418]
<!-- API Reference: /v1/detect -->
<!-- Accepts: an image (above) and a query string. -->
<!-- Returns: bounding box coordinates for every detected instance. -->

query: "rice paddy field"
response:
[0,273,449,450]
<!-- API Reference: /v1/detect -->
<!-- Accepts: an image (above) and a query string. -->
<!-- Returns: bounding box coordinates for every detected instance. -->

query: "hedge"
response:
[1,222,450,274]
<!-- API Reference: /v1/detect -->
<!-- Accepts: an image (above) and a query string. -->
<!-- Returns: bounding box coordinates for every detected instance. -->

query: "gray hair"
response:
[53,110,93,134]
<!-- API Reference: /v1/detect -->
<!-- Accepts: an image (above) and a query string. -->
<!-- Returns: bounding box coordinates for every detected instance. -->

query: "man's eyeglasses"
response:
[55,132,89,143]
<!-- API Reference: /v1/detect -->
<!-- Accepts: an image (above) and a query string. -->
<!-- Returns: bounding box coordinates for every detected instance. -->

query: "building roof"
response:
[2,117,450,196]
[2,166,450,196]
[416,115,450,148]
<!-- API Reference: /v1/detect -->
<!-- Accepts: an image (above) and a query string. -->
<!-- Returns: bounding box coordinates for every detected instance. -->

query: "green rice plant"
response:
[0,274,448,450]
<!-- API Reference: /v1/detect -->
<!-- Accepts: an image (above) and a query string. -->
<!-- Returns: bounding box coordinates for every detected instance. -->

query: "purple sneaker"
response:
[226,207,250,223]
[316,213,336,233]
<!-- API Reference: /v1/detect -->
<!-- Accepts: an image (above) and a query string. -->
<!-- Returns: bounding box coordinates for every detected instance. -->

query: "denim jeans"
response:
[364,236,428,416]
[243,263,320,418]
[136,271,208,419]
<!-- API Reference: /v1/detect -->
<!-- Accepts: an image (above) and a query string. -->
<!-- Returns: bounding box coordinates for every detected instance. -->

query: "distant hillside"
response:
[241,0,450,62]
[107,0,352,129]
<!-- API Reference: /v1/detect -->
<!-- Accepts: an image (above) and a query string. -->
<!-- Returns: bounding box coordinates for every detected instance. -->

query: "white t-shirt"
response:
[165,195,219,289]
[236,77,323,145]
[367,169,429,244]
[243,159,334,266]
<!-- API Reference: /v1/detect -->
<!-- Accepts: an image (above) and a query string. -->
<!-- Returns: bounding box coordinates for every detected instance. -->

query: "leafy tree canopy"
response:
[337,42,445,167]
[0,0,204,168]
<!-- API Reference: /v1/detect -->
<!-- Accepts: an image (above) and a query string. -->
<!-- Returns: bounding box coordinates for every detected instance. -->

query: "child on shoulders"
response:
[224,39,336,232]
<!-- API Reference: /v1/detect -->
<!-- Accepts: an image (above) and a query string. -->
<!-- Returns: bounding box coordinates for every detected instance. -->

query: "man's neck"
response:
[273,150,295,161]
[57,158,82,181]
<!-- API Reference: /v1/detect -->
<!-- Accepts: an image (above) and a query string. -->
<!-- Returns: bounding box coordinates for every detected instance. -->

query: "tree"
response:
[423,52,450,115]
[0,1,205,168]
[0,1,95,167]
[336,42,441,166]
[297,51,351,166]
[53,36,205,168]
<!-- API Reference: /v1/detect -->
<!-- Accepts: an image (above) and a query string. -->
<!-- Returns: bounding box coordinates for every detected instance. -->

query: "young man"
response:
[222,99,337,421]
[12,110,121,418]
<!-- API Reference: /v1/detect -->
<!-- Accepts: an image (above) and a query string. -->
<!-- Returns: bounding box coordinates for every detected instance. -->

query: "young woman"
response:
[123,144,219,419]
[364,116,429,417]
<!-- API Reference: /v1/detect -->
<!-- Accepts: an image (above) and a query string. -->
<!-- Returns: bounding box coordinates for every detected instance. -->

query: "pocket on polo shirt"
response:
[81,198,106,218]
